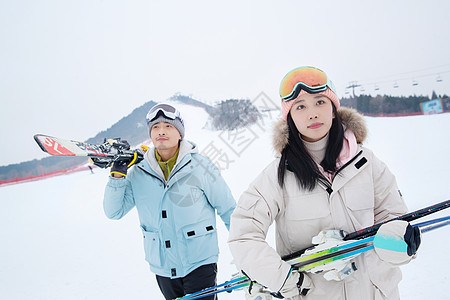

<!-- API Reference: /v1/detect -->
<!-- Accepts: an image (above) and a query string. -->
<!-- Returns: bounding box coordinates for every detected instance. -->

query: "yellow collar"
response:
[155,148,179,180]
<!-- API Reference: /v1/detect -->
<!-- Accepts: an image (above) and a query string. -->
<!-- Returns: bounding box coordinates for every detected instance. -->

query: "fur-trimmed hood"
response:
[272,107,367,154]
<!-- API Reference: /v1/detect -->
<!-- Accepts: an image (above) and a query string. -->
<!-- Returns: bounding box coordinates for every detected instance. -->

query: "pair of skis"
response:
[177,200,450,300]
[34,134,144,168]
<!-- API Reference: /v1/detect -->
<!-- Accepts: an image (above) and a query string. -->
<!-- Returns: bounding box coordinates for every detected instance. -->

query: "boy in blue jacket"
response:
[101,103,236,299]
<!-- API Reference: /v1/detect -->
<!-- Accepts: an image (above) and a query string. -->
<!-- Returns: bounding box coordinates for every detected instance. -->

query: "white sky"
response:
[1,0,450,166]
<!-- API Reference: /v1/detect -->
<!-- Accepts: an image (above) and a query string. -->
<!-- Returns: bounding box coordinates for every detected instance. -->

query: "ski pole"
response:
[417,216,450,233]
[177,281,251,300]
[343,199,450,240]
[175,275,250,300]
[181,215,450,300]
[412,215,450,228]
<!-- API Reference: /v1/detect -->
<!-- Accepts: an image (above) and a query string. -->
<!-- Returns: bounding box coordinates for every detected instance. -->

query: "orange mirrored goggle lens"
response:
[279,66,329,101]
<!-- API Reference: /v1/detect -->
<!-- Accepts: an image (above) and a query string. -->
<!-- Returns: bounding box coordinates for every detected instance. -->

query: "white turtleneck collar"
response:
[301,133,329,164]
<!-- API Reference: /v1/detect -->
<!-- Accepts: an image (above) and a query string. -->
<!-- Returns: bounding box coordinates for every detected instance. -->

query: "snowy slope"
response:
[1,102,449,300]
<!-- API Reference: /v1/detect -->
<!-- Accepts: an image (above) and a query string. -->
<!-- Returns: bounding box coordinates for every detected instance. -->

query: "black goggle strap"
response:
[283,83,328,102]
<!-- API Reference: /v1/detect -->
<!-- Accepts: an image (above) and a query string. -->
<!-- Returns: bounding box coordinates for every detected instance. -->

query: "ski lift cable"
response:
[358,63,450,82]
[355,70,450,87]
[385,63,450,77]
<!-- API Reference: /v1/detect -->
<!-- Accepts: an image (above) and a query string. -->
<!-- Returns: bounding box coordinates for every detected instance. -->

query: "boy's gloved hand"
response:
[90,139,133,169]
[110,151,140,177]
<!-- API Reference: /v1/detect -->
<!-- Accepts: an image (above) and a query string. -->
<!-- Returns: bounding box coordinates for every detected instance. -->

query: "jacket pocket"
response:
[365,250,402,299]
[341,185,375,229]
[142,228,164,268]
[182,220,219,264]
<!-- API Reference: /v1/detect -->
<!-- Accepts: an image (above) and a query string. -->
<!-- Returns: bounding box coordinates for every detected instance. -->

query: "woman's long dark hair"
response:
[277,103,344,190]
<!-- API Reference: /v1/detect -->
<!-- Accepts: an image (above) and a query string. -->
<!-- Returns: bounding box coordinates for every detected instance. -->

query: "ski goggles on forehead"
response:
[279,66,337,102]
[146,103,183,124]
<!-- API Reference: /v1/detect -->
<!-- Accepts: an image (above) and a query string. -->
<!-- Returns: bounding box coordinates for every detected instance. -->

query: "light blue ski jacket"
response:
[103,140,236,278]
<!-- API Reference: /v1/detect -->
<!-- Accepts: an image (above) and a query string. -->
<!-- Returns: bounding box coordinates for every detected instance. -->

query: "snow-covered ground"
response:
[1,102,449,299]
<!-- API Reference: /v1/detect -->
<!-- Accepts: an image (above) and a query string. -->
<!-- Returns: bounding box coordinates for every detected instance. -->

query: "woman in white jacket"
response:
[228,66,421,300]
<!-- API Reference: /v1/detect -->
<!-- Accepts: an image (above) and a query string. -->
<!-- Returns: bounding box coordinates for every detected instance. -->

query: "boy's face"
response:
[150,122,181,152]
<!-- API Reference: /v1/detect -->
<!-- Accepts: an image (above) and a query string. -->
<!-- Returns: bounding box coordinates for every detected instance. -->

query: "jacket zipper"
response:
[137,165,166,186]
[166,159,191,182]
[138,158,192,188]
[319,150,364,195]
[334,150,363,178]
[164,162,169,179]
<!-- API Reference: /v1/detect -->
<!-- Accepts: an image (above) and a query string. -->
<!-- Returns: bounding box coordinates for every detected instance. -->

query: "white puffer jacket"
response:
[228,108,408,299]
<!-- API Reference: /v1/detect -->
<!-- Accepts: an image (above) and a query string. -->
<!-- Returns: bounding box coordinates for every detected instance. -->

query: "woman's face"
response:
[289,93,335,142]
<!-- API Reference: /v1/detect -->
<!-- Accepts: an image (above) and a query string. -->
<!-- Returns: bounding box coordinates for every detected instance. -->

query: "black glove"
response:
[110,151,140,177]
[404,223,421,256]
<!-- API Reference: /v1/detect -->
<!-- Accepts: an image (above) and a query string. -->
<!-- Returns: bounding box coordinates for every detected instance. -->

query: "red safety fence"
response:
[0,164,94,187]
[362,112,424,117]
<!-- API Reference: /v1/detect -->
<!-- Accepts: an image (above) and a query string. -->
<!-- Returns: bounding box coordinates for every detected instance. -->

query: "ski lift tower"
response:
[346,81,361,97]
